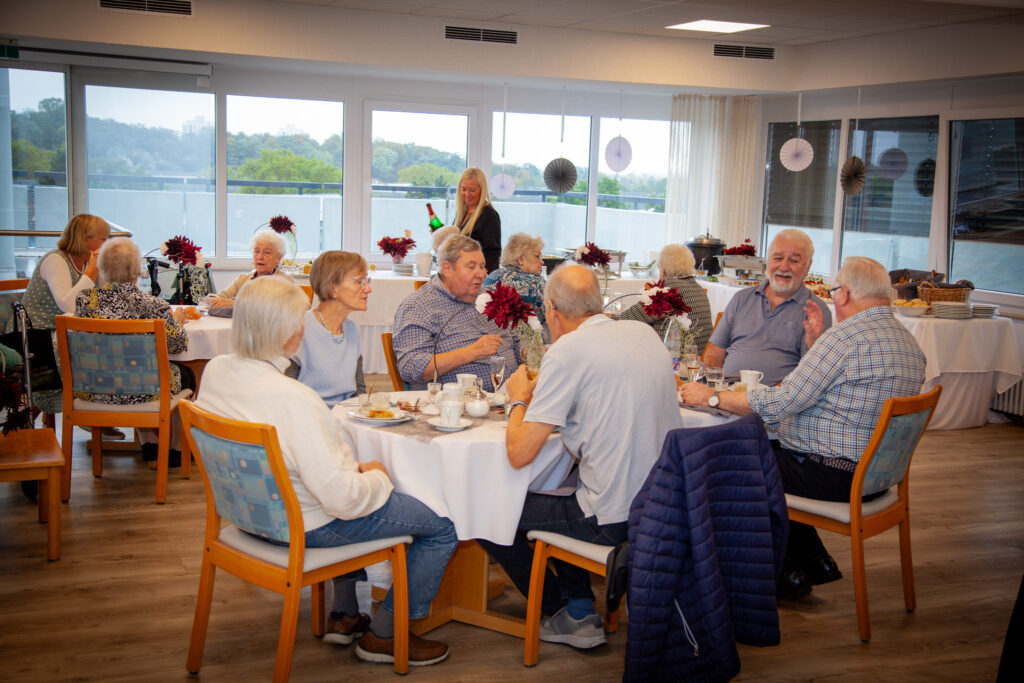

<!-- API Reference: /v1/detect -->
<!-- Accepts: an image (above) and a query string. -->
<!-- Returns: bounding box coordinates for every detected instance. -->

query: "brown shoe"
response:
[323,613,371,646]
[355,630,449,666]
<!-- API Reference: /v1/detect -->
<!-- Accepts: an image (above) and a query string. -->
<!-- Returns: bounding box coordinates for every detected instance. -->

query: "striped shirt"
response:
[392,277,520,391]
[747,305,926,463]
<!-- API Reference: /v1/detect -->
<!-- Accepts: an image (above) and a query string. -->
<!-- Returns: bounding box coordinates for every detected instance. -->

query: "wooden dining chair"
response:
[0,279,58,432]
[701,311,723,360]
[179,400,412,680]
[0,428,65,561]
[414,280,427,291]
[522,531,620,666]
[785,386,942,642]
[381,332,407,391]
[298,284,314,307]
[55,315,192,504]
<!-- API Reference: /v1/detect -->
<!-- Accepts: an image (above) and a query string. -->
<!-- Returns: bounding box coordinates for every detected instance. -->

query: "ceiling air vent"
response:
[99,0,193,16]
[714,43,774,60]
[445,26,518,45]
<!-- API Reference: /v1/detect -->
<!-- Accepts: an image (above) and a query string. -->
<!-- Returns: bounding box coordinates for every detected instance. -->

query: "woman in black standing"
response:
[454,168,501,273]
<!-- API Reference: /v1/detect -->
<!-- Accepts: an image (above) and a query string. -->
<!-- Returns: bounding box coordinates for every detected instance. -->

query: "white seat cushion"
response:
[785,488,900,524]
[73,389,193,413]
[219,525,412,572]
[527,530,615,565]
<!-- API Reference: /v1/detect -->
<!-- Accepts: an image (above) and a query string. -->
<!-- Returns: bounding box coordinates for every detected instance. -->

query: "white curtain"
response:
[665,94,762,248]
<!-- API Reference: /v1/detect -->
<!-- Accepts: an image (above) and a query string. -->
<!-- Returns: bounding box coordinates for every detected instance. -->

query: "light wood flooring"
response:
[1,414,1022,682]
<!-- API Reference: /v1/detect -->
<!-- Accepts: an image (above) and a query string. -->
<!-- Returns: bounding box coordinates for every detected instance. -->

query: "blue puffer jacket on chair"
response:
[625,413,788,682]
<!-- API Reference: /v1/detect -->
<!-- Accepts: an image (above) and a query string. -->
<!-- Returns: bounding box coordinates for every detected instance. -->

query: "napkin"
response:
[678,402,733,419]
[208,306,233,318]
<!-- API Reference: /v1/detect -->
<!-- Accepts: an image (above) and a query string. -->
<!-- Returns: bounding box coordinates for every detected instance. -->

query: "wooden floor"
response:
[1,417,1022,682]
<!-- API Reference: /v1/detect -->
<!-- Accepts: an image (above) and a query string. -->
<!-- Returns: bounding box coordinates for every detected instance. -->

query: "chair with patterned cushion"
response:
[179,400,411,680]
[785,386,942,642]
[55,315,192,504]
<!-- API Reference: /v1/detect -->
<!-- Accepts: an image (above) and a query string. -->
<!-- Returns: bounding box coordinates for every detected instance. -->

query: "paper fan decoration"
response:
[492,173,515,200]
[878,148,908,180]
[605,135,632,172]
[914,158,936,197]
[544,157,577,194]
[841,156,867,196]
[779,137,814,172]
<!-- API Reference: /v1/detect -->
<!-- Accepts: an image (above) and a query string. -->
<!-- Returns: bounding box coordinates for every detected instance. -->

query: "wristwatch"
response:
[708,392,721,408]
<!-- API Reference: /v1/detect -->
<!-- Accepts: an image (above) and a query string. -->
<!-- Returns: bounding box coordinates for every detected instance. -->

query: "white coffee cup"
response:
[740,369,764,390]
[442,383,463,403]
[457,373,476,391]
[439,399,463,427]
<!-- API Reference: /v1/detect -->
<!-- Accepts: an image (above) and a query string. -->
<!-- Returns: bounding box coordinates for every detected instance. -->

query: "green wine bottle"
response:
[426,203,443,231]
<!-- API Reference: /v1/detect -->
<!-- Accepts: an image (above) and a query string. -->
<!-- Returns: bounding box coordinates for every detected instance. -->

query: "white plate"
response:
[346,409,411,426]
[487,391,506,407]
[427,417,473,432]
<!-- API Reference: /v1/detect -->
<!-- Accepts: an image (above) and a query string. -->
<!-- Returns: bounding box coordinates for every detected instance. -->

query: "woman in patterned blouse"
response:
[481,232,547,328]
[75,238,195,464]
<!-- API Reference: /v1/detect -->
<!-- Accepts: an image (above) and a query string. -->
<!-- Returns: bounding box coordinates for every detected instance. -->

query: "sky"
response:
[8,68,670,176]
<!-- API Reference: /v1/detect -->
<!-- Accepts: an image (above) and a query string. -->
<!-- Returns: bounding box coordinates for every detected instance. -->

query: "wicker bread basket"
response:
[918,279,973,303]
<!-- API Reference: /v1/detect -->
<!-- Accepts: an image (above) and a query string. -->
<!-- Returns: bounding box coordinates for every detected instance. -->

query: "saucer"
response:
[427,417,472,432]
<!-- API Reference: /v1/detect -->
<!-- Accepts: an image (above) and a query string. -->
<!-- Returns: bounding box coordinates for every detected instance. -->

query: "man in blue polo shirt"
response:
[705,228,831,386]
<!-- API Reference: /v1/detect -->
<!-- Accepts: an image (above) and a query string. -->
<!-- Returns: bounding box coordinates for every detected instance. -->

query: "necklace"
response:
[66,252,85,275]
[315,308,346,342]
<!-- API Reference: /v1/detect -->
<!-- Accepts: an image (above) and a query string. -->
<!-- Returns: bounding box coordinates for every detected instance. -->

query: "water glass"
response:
[357,393,372,416]
[705,366,724,390]
[427,382,442,405]
[197,294,214,316]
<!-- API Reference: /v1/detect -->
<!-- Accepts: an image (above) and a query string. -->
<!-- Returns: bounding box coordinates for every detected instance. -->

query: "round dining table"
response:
[332,389,731,637]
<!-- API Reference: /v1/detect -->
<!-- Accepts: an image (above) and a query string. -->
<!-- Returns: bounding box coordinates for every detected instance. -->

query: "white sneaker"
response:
[539,606,607,649]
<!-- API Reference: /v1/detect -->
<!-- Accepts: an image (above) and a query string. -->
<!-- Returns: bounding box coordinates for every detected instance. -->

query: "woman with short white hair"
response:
[481,232,547,326]
[196,277,457,667]
[617,243,713,351]
[209,229,294,307]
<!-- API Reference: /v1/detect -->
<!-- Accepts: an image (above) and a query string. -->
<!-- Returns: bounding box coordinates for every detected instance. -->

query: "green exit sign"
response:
[1,39,19,60]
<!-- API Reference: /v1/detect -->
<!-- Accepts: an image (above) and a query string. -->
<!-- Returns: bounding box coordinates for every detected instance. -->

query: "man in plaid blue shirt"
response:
[393,235,520,391]
[682,256,925,599]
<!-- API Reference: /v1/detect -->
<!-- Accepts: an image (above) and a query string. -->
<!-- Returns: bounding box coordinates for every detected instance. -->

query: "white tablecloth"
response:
[333,391,729,544]
[171,312,232,361]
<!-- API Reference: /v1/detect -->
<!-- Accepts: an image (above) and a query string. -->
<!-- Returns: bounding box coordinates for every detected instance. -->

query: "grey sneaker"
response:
[539,606,607,649]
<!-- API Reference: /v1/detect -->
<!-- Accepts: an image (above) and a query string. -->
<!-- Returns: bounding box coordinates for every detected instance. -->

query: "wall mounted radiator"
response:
[993,379,1024,417]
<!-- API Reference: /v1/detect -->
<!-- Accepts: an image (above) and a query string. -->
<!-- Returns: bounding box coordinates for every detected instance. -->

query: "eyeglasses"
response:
[348,276,372,288]
[828,284,844,295]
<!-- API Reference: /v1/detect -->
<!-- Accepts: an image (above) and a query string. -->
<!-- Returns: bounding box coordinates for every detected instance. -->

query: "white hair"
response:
[657,244,696,278]
[769,228,814,261]
[545,264,602,319]
[501,233,544,268]
[98,237,141,283]
[231,277,308,360]
[250,229,287,259]
[836,256,892,301]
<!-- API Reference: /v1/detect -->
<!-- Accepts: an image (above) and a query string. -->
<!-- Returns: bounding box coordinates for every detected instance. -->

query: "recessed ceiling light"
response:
[666,20,769,33]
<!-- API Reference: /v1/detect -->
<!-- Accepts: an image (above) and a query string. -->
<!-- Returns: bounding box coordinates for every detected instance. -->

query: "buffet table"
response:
[333,392,730,637]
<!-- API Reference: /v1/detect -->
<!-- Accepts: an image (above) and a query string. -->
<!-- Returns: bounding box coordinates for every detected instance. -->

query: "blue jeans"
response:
[305,492,458,620]
[477,492,627,617]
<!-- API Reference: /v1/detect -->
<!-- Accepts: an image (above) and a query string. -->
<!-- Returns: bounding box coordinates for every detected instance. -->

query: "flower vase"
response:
[284,230,297,263]
[391,255,404,264]
[517,322,545,371]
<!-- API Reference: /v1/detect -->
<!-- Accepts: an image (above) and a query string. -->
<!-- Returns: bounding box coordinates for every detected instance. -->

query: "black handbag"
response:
[0,302,62,393]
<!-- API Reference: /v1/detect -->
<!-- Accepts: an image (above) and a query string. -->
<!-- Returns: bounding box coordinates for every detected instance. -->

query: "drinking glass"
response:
[705,366,724,390]
[357,392,372,416]
[427,381,442,405]
[488,355,506,391]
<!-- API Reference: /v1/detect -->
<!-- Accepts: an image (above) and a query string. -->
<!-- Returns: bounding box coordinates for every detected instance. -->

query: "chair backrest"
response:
[179,400,301,545]
[414,280,427,291]
[381,332,407,391]
[856,386,942,496]
[702,311,724,360]
[299,284,314,307]
[0,279,30,333]
[55,315,171,412]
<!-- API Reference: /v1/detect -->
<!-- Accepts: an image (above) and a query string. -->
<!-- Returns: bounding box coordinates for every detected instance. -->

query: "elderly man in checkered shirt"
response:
[682,256,925,600]
[393,235,520,391]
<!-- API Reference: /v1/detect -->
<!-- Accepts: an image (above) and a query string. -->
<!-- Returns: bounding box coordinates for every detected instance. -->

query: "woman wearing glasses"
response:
[291,251,371,405]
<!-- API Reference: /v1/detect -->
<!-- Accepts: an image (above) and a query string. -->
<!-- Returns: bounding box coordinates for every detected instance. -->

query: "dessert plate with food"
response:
[346,408,412,426]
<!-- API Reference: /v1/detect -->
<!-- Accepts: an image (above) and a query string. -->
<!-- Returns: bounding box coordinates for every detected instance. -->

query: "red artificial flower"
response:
[163,235,202,266]
[575,242,611,267]
[0,373,33,435]
[723,238,756,256]
[377,236,417,259]
[482,282,536,330]
[269,215,295,235]
[641,280,692,319]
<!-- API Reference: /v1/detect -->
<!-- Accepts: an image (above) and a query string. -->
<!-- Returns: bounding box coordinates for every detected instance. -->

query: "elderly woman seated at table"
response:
[291,250,369,405]
[481,232,547,327]
[208,229,294,307]
[617,243,713,352]
[75,237,194,464]
[195,276,457,666]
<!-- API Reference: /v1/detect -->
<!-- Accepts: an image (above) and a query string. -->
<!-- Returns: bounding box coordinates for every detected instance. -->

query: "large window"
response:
[840,116,938,270]
[85,85,215,256]
[762,120,841,270]
[491,112,591,256]
[594,117,668,263]
[3,67,68,278]
[226,95,344,259]
[369,109,467,257]
[949,117,1024,295]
